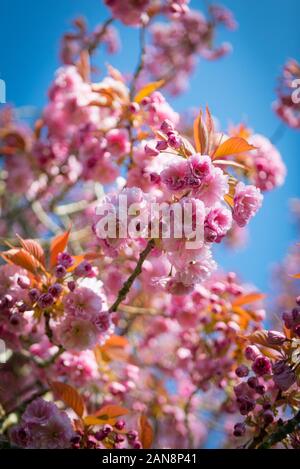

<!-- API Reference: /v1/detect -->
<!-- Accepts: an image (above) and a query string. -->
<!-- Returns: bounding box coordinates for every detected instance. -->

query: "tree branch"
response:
[256,411,300,449]
[109,239,155,313]
[130,25,147,100]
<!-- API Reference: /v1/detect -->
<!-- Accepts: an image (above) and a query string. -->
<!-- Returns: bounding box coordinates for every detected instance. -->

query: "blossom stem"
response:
[130,24,147,100]
[109,239,155,313]
[256,411,300,449]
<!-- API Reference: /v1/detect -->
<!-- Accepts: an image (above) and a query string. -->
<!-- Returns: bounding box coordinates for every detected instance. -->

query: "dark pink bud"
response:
[149,172,161,184]
[115,419,126,430]
[28,288,40,303]
[37,293,54,309]
[49,283,63,297]
[103,424,113,435]
[263,410,274,425]
[235,365,249,377]
[133,440,142,449]
[94,430,106,441]
[68,281,76,292]
[156,140,168,151]
[115,434,125,443]
[167,133,182,149]
[55,264,66,278]
[255,384,265,395]
[252,355,272,376]
[57,252,74,268]
[74,260,93,277]
[127,430,138,441]
[233,422,246,437]
[247,376,258,389]
[160,119,174,134]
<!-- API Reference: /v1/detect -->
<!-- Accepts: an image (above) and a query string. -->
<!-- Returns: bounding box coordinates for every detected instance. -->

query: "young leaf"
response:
[83,416,108,426]
[246,330,280,351]
[97,335,129,362]
[50,229,70,268]
[193,112,208,154]
[1,248,40,276]
[212,137,256,160]
[139,414,154,449]
[16,235,46,268]
[93,404,129,419]
[134,80,165,104]
[233,292,266,307]
[50,381,85,418]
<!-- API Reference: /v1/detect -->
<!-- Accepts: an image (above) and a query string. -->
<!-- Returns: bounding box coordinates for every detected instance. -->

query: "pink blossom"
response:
[274,59,300,129]
[192,165,229,208]
[10,398,75,449]
[249,134,286,191]
[104,0,150,26]
[53,351,99,387]
[233,182,263,227]
[204,206,232,243]
[106,129,130,157]
[63,287,103,317]
[141,92,180,128]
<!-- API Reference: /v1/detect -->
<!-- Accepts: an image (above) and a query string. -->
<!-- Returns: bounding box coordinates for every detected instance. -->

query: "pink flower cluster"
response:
[104,0,151,26]
[10,398,75,449]
[54,279,113,351]
[144,7,236,94]
[249,134,286,191]
[274,59,300,129]
[232,182,263,227]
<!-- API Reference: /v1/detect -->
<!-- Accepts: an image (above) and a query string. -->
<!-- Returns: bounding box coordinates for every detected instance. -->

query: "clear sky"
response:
[1,0,300,294]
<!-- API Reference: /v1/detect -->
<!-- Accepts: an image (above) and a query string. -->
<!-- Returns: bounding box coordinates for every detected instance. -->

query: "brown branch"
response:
[109,239,155,313]
[256,411,300,449]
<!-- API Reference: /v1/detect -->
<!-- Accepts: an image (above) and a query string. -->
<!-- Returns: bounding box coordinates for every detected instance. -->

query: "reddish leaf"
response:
[103,335,129,349]
[1,248,40,276]
[93,405,129,419]
[246,330,281,352]
[134,80,165,104]
[139,415,154,449]
[50,229,70,268]
[16,235,46,267]
[50,381,85,418]
[193,112,208,154]
[213,137,256,160]
[97,335,130,362]
[233,293,265,307]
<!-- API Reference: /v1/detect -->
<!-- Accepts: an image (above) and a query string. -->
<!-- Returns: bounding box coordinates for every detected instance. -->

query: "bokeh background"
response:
[1,0,300,294]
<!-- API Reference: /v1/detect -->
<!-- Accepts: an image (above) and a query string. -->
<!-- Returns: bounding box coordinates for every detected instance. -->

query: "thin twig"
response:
[109,239,155,313]
[130,25,147,100]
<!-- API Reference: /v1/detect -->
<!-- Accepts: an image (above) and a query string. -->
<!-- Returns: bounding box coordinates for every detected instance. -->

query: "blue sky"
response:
[1,0,300,294]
